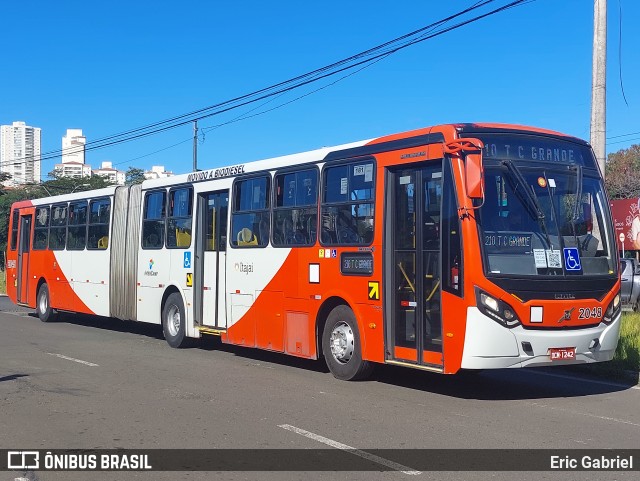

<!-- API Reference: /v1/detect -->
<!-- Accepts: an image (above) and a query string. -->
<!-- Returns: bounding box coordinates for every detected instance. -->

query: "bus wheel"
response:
[162,292,190,348]
[36,283,57,323]
[322,305,373,381]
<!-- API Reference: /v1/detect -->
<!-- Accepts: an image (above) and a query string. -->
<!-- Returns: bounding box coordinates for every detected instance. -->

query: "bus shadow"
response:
[43,312,329,374]
[199,335,330,374]
[34,312,637,399]
[371,364,637,400]
[34,312,166,341]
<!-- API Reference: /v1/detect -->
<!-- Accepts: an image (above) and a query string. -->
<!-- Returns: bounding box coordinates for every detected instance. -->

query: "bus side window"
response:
[166,187,193,249]
[88,198,111,250]
[320,161,375,246]
[10,209,19,250]
[33,206,50,250]
[442,160,462,295]
[231,175,270,248]
[49,203,68,250]
[67,201,88,250]
[142,190,166,249]
[273,168,318,247]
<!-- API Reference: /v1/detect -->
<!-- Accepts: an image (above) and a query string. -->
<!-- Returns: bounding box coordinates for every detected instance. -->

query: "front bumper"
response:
[460,307,621,369]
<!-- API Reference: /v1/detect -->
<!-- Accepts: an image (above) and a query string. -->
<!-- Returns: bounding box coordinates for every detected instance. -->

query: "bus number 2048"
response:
[578,307,603,319]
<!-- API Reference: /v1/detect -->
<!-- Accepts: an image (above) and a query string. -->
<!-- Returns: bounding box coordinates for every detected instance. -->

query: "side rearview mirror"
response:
[465,151,484,200]
[444,138,485,202]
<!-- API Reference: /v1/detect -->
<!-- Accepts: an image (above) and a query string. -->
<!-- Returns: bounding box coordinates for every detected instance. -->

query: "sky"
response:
[1,0,639,180]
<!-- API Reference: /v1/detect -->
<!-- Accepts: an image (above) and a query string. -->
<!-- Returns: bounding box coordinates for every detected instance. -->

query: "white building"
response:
[55,162,92,179]
[144,165,174,179]
[0,121,41,185]
[93,161,125,185]
[55,129,91,178]
[61,129,86,164]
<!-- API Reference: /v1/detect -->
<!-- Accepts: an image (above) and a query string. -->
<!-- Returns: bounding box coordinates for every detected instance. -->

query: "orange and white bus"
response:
[6,123,621,380]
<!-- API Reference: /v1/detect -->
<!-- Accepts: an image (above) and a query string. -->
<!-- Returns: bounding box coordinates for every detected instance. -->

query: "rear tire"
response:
[162,292,191,348]
[322,305,373,381]
[36,283,57,323]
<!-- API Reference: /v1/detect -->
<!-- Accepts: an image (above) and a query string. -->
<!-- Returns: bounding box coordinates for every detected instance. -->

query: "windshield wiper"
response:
[502,160,544,219]
[502,160,553,248]
[569,164,584,252]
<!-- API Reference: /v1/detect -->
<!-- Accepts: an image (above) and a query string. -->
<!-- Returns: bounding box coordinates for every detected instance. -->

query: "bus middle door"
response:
[195,190,229,329]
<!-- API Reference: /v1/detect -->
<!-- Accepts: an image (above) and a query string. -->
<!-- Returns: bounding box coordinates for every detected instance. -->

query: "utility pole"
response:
[590,0,607,177]
[192,120,198,172]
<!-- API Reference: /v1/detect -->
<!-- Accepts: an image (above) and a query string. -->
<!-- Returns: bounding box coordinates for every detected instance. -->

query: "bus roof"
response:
[12,122,589,207]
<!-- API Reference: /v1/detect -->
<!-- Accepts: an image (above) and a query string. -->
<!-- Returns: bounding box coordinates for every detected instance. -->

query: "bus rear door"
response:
[386,163,444,369]
[16,208,34,304]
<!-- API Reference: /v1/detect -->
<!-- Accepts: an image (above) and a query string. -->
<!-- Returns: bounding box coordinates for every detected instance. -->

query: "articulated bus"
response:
[6,123,621,380]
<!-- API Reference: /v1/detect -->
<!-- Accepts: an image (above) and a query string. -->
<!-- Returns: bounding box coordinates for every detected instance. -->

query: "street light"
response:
[70,183,90,193]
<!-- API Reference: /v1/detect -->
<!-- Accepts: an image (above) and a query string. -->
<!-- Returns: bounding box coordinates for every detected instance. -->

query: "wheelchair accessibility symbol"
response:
[563,247,581,271]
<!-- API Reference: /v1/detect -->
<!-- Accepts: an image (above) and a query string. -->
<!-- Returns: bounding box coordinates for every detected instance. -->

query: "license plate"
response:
[549,347,576,361]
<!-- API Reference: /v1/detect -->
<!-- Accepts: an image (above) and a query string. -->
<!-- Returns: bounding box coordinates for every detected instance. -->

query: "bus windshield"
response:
[477,164,616,277]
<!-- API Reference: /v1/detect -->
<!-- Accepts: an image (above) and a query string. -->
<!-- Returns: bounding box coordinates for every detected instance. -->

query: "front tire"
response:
[322,305,373,381]
[36,283,57,323]
[162,292,191,348]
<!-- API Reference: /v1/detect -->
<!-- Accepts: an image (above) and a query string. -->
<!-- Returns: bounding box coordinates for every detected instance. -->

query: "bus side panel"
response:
[222,244,385,363]
[50,250,75,312]
[440,291,468,374]
[136,250,171,325]
[71,249,111,316]
[304,249,385,364]
[224,248,304,353]
[27,249,94,314]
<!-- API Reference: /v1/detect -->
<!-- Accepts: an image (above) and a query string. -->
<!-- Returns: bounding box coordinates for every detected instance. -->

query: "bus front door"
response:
[195,190,229,329]
[17,211,33,304]
[386,163,443,369]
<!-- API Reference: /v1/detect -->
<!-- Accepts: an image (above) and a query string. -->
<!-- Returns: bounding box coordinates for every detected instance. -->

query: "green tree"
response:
[605,144,640,200]
[125,167,145,185]
[0,185,45,269]
[42,170,115,195]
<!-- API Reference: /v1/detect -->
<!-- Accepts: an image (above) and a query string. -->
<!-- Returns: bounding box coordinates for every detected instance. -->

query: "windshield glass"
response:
[478,165,616,277]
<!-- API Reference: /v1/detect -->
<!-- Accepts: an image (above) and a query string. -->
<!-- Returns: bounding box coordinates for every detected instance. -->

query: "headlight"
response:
[603,292,621,325]
[476,287,521,328]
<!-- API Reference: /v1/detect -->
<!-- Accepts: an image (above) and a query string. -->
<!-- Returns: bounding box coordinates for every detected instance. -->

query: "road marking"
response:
[528,402,640,428]
[525,369,640,391]
[47,352,99,367]
[278,424,421,475]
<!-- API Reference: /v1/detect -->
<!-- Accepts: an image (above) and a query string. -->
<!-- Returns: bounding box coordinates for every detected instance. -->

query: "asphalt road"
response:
[0,297,638,481]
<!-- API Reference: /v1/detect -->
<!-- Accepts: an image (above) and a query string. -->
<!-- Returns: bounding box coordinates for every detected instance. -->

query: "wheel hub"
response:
[329,321,354,364]
[167,305,181,337]
[39,292,47,313]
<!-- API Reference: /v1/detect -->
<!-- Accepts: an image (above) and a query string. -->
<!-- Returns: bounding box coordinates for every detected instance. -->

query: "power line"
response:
[607,130,640,140]
[609,136,640,146]
[3,0,532,171]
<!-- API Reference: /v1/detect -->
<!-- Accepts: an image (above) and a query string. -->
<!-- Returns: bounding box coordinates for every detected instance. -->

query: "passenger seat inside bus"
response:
[98,236,109,249]
[176,229,192,248]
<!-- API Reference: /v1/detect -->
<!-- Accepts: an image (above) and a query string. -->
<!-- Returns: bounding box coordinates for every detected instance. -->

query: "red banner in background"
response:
[610,198,640,250]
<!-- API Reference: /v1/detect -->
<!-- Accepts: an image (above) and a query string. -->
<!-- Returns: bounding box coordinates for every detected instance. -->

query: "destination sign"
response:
[341,252,374,276]
[468,134,595,168]
[483,231,533,255]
